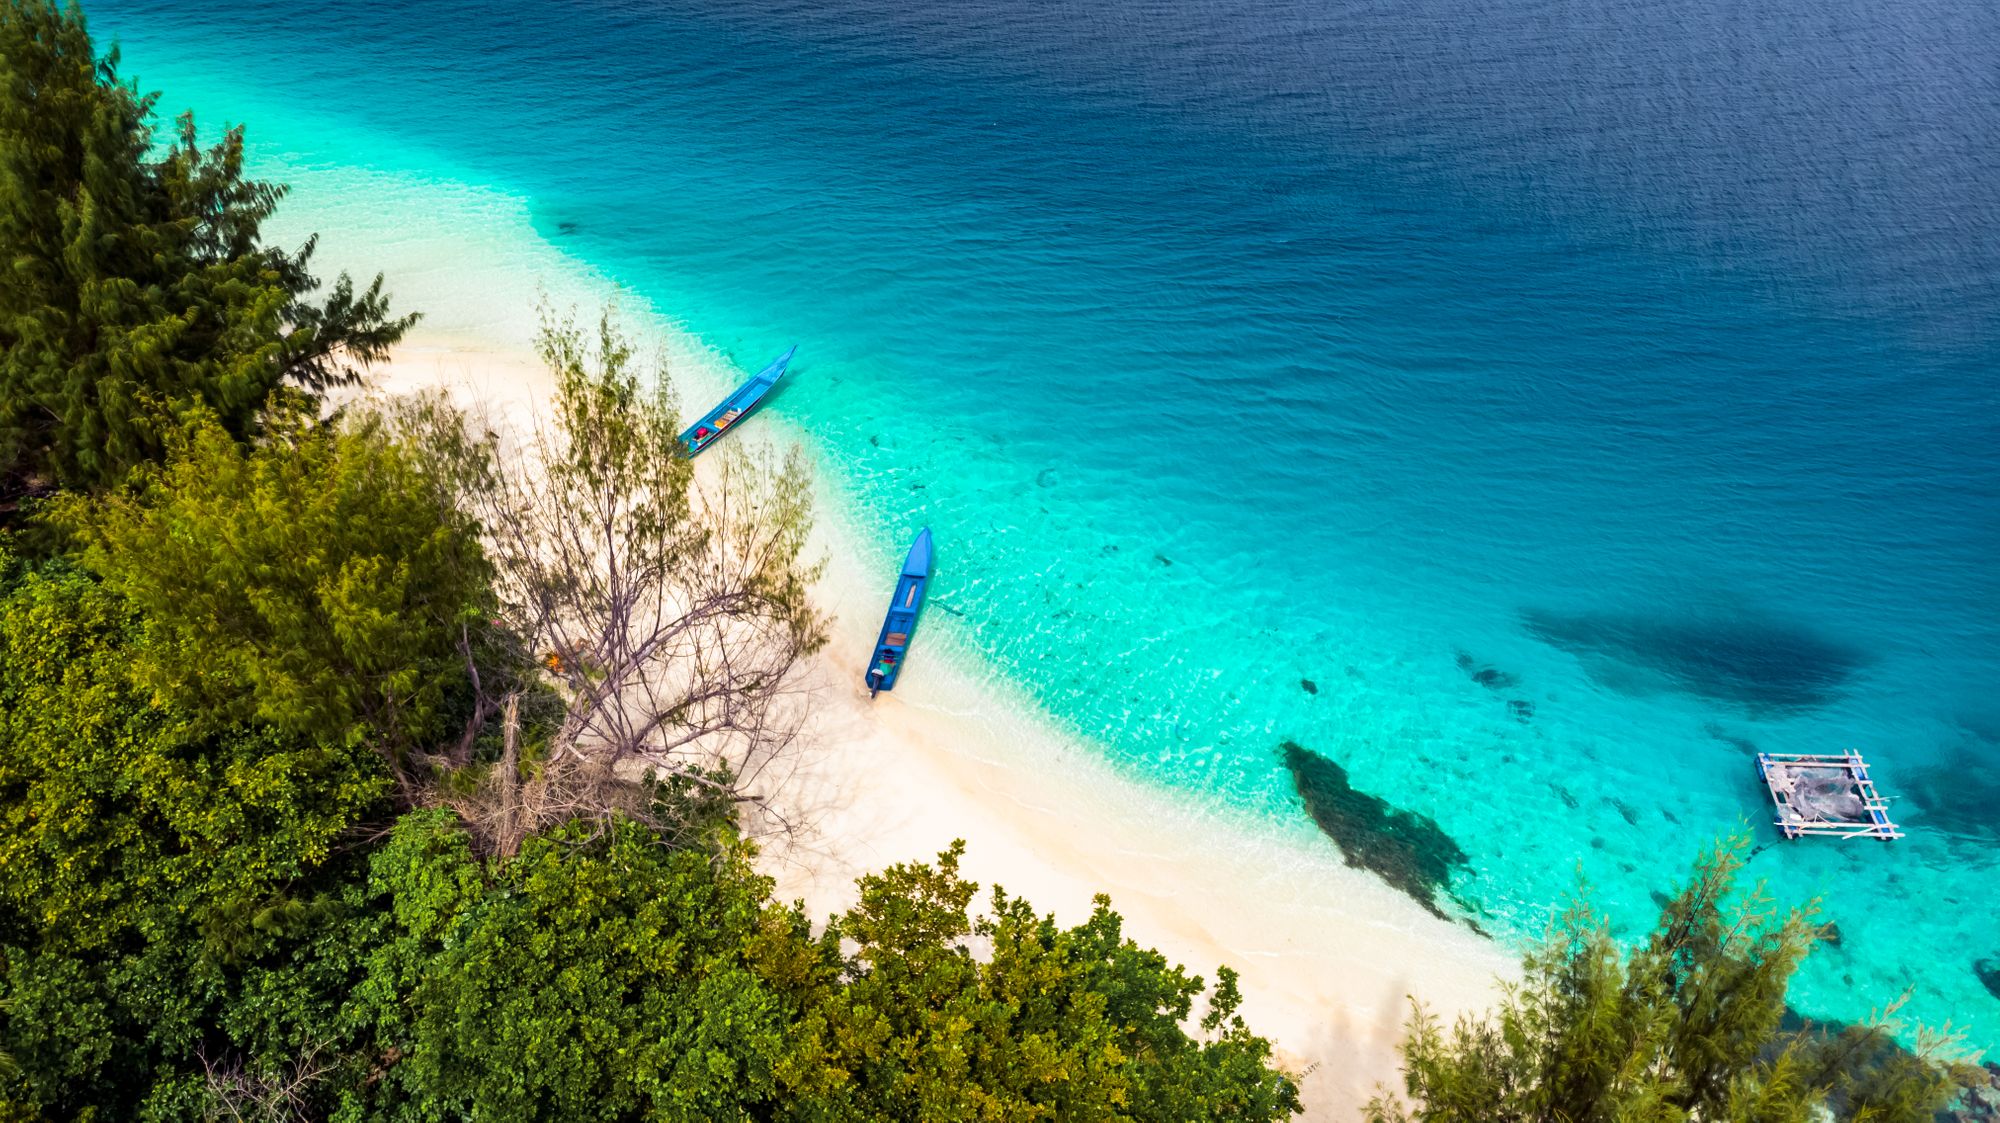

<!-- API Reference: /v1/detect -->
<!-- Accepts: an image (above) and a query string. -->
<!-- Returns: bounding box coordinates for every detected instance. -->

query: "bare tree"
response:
[393,308,825,854]
[199,1037,335,1122]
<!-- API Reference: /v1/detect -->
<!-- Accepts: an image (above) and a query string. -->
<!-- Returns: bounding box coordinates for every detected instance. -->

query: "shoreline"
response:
[369,331,1517,1119]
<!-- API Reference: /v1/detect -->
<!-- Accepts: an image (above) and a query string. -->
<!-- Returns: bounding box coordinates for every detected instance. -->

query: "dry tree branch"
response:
[390,306,826,855]
[198,1036,335,1122]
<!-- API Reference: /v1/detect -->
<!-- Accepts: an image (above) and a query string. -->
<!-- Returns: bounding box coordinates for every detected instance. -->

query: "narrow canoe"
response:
[866,528,933,697]
[679,345,796,456]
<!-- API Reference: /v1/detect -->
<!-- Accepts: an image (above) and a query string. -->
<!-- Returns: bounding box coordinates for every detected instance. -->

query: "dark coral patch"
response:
[1300,678,1318,695]
[1280,741,1470,921]
[1978,958,2000,1002]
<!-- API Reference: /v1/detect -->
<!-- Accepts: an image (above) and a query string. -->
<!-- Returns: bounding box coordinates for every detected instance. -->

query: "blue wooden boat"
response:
[866,528,933,697]
[679,346,796,456]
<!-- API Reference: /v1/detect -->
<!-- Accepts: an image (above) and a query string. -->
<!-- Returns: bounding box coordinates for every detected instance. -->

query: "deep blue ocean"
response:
[90,0,2000,1039]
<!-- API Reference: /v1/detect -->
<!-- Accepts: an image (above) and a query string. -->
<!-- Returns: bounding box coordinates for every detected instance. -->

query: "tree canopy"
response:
[1368,836,1974,1123]
[0,0,412,501]
[784,842,1303,1122]
[0,550,390,1114]
[51,404,493,767]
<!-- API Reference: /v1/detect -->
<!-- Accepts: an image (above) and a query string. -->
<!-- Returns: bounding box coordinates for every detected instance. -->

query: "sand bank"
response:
[368,333,1516,1119]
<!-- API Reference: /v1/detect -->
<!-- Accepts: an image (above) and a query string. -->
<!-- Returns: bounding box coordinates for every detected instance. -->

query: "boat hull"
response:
[866,528,933,696]
[679,346,796,456]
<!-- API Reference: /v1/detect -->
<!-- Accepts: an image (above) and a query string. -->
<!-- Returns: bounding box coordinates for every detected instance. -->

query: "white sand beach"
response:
[369,333,1517,1120]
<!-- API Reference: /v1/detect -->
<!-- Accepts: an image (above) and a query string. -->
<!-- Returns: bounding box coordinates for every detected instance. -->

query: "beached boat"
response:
[866,528,933,697]
[679,346,796,455]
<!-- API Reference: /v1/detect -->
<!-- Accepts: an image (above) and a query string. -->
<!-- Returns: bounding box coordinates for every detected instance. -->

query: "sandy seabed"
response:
[369,333,1517,1120]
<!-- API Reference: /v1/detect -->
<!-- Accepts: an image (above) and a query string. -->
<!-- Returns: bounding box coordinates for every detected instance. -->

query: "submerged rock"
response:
[1300,678,1318,695]
[1978,958,2000,1002]
[1279,741,1470,921]
[1455,649,1522,691]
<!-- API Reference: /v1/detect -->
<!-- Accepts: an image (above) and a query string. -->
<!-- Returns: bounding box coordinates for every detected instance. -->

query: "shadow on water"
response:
[1519,606,1863,712]
[1279,741,1473,924]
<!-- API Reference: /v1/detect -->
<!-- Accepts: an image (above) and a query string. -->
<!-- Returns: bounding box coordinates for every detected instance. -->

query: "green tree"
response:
[349,810,832,1122]
[344,820,1300,1123]
[51,404,494,768]
[0,550,389,1115]
[1367,836,1971,1123]
[780,842,1303,1122]
[0,0,413,501]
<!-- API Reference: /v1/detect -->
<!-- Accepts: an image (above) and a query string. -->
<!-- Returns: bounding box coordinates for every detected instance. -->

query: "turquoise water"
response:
[90,0,1999,1038]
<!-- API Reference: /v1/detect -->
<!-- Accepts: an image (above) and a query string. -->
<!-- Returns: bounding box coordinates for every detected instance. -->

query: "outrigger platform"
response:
[1755,752,1902,840]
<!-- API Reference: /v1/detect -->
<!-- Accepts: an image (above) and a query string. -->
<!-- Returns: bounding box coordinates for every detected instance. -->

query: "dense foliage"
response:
[345,810,812,1120]
[1368,837,1976,1123]
[0,0,412,501]
[335,821,1298,1122]
[52,405,493,761]
[785,843,1301,1122]
[0,550,390,1115]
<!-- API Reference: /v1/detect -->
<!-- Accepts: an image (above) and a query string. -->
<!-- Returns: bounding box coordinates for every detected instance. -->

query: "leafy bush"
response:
[52,406,493,760]
[0,551,388,1115]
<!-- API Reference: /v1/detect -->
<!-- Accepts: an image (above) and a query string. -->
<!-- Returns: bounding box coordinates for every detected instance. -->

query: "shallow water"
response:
[90,0,2000,1037]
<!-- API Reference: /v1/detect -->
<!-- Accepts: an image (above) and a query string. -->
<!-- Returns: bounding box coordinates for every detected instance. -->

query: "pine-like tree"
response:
[1368,836,1973,1123]
[0,0,413,502]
